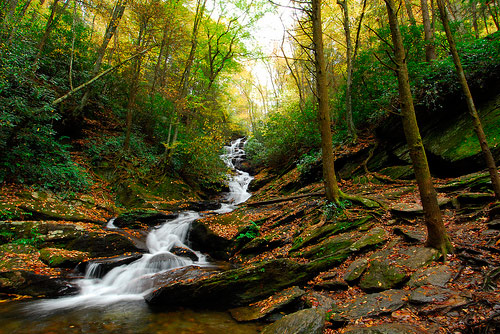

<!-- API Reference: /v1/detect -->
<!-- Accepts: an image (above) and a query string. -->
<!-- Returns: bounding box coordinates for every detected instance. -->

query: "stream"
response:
[0,139,263,333]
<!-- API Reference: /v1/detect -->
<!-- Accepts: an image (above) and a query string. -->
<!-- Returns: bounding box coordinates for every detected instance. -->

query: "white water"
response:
[215,138,254,214]
[32,139,253,311]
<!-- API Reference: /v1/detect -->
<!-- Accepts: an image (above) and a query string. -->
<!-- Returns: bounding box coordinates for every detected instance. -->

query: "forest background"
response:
[0,0,499,208]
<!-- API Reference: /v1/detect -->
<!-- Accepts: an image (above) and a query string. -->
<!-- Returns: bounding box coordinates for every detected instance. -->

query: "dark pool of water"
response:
[0,299,264,334]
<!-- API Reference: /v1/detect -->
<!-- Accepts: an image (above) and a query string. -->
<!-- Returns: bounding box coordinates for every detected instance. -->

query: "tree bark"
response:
[420,0,437,62]
[404,0,417,26]
[437,0,500,200]
[337,0,357,141]
[77,0,127,114]
[384,0,452,254]
[33,0,61,67]
[312,0,340,203]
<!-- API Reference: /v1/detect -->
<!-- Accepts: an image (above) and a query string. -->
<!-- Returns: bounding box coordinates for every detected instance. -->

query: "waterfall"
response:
[216,138,254,214]
[31,138,253,311]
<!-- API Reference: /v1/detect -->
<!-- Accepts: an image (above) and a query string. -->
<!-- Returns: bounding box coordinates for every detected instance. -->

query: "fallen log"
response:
[246,191,325,207]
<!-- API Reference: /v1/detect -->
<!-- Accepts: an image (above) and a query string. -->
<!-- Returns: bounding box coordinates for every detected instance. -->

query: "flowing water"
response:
[0,139,261,333]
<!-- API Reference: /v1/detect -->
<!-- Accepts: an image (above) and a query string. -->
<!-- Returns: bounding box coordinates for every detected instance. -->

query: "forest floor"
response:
[1,137,500,333]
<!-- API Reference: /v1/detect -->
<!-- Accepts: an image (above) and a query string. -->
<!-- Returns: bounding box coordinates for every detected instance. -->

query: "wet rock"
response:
[261,308,325,334]
[359,260,407,291]
[0,270,78,297]
[344,258,369,282]
[39,248,88,268]
[145,259,312,308]
[456,192,495,206]
[350,227,388,252]
[188,220,232,260]
[66,232,141,257]
[229,286,305,322]
[184,200,221,212]
[330,289,408,322]
[343,324,422,334]
[77,253,143,278]
[113,210,178,229]
[407,265,453,288]
[170,246,198,261]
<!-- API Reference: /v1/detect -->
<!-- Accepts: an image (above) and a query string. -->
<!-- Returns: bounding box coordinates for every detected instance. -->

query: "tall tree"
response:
[421,0,436,62]
[311,0,340,202]
[76,0,127,114]
[437,0,500,200]
[384,0,452,254]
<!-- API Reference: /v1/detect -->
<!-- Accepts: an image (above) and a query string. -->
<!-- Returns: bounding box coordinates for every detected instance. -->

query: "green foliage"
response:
[0,40,90,192]
[247,99,321,167]
[323,200,351,220]
[236,221,260,240]
[296,151,321,176]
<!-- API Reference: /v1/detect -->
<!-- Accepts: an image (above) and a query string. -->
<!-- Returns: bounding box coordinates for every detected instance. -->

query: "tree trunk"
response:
[124,18,148,151]
[77,0,127,114]
[437,0,500,200]
[33,0,61,67]
[384,0,452,254]
[420,0,436,62]
[337,0,357,141]
[471,1,479,39]
[312,0,340,203]
[404,0,417,26]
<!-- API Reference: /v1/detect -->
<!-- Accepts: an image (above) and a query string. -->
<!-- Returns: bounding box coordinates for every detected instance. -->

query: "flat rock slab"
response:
[344,258,369,282]
[393,227,425,243]
[407,265,452,288]
[359,260,407,291]
[145,259,312,308]
[344,324,423,334]
[302,291,336,310]
[261,308,325,334]
[399,247,440,269]
[409,285,456,304]
[350,227,388,252]
[330,289,409,322]
[229,286,305,322]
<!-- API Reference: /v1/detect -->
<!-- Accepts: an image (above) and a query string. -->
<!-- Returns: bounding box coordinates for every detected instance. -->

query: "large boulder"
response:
[66,232,141,257]
[113,210,178,229]
[145,259,312,308]
[0,270,78,297]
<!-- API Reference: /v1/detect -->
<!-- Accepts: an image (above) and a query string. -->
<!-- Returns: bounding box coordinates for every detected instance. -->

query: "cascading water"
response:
[216,138,254,214]
[31,138,253,312]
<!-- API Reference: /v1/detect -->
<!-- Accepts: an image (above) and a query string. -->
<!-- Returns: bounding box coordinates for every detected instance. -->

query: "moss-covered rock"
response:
[39,248,88,268]
[291,216,372,252]
[145,259,313,308]
[359,260,408,291]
